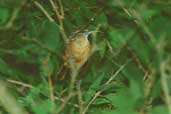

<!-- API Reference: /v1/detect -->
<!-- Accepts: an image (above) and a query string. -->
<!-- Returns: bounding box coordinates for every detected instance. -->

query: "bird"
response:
[58,30,97,80]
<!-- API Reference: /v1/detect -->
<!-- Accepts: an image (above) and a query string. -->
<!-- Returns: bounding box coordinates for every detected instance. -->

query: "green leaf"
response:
[128,35,153,65]
[96,13,108,25]
[32,100,54,114]
[93,96,111,105]
[0,7,9,24]
[89,108,114,114]
[29,20,61,54]
[84,72,105,104]
[39,21,61,51]
[129,79,143,100]
[105,88,135,110]
[98,83,116,91]
[0,58,12,76]
[108,28,133,48]
[138,5,158,21]
[148,105,169,114]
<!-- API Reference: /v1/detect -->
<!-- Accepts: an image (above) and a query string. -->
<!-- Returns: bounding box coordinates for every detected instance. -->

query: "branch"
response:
[6,79,79,108]
[21,37,60,57]
[33,1,55,22]
[0,81,28,114]
[0,0,27,29]
[7,79,34,88]
[48,73,55,103]
[160,60,171,114]
[56,92,76,114]
[82,61,129,114]
[76,81,84,114]
[48,2,79,113]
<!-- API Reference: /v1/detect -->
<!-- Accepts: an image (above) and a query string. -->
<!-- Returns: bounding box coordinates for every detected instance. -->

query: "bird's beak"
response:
[87,31,100,35]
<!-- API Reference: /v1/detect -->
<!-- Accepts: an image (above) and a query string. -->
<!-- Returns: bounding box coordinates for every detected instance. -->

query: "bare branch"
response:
[76,81,84,114]
[0,81,28,114]
[56,92,76,114]
[34,1,55,22]
[7,79,79,108]
[82,61,129,114]
[7,79,33,89]
[48,75,55,103]
[160,60,171,114]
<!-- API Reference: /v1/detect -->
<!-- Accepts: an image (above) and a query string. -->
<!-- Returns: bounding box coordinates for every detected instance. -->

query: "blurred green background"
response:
[0,0,171,114]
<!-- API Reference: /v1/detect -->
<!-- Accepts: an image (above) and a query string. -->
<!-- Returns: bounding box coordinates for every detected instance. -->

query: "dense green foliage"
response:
[0,0,171,114]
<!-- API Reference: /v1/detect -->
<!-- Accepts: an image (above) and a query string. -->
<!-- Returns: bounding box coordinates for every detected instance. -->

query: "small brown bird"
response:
[58,30,97,80]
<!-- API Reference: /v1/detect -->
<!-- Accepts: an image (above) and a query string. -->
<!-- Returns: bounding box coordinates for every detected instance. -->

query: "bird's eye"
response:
[87,34,93,43]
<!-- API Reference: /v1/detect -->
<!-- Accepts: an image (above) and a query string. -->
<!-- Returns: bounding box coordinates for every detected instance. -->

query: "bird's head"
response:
[70,30,100,39]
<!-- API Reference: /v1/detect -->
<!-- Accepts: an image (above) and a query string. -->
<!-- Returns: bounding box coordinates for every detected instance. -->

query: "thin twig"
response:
[7,79,34,88]
[116,0,156,43]
[56,92,76,114]
[49,0,63,20]
[6,79,79,108]
[58,0,64,17]
[138,72,154,114]
[42,54,55,103]
[0,48,14,54]
[55,96,79,108]
[48,0,77,93]
[21,37,60,57]
[160,60,171,114]
[0,81,28,114]
[48,75,55,103]
[0,0,26,29]
[105,60,130,85]
[76,81,84,114]
[82,91,101,114]
[5,0,27,29]
[82,61,129,114]
[34,1,55,22]
[48,1,79,113]
[126,47,150,81]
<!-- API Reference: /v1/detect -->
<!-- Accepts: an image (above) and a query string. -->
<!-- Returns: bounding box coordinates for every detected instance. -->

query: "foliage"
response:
[0,0,171,114]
